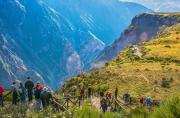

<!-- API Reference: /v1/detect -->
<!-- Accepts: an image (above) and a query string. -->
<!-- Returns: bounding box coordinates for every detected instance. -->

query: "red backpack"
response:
[0,86,4,95]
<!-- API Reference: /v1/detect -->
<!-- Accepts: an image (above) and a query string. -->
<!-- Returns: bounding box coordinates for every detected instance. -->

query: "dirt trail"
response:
[91,97,101,109]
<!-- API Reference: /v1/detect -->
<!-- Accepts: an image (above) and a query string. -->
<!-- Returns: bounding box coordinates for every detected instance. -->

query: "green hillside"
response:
[63,24,180,100]
[1,13,180,118]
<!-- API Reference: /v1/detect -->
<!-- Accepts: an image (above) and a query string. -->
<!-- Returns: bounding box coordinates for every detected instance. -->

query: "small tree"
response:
[161,78,170,88]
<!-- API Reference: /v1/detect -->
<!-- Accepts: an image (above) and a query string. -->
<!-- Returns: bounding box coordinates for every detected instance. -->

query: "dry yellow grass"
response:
[63,24,180,101]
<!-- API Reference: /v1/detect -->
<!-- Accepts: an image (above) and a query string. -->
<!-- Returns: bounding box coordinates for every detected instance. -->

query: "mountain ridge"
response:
[62,13,180,100]
[92,12,180,69]
[0,0,151,89]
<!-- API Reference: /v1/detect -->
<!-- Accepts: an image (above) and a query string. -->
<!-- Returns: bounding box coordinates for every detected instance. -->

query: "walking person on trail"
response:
[34,82,43,112]
[25,77,34,102]
[19,82,27,112]
[146,97,152,106]
[115,87,118,99]
[0,85,4,107]
[87,86,93,99]
[140,97,145,106]
[100,97,108,113]
[41,87,47,108]
[123,92,130,104]
[19,82,26,103]
[146,97,153,110]
[11,81,19,105]
[41,87,53,108]
[80,87,85,101]
[45,87,53,106]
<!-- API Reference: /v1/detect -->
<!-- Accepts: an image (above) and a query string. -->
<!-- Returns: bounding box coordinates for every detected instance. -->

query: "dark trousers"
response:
[12,93,18,105]
[101,106,107,113]
[0,95,3,107]
[41,98,47,108]
[28,90,33,102]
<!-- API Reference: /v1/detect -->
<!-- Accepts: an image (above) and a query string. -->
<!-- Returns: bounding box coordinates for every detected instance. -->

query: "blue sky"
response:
[119,0,180,12]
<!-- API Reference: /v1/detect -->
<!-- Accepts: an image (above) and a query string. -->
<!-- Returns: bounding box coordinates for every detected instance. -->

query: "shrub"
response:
[161,78,170,88]
[99,84,109,92]
[73,105,122,118]
[128,107,149,118]
[164,45,171,48]
[151,94,180,118]
[144,68,150,71]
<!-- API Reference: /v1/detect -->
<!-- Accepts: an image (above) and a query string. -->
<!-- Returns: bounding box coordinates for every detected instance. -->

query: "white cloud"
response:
[119,0,180,12]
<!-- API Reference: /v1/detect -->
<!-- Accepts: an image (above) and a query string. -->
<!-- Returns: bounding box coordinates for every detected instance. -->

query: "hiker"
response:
[19,82,27,112]
[41,87,47,108]
[80,87,85,101]
[115,88,118,99]
[11,81,19,105]
[123,92,130,104]
[19,82,26,103]
[61,85,66,97]
[140,97,145,106]
[46,87,53,106]
[153,100,160,107]
[100,97,108,113]
[0,85,4,107]
[87,86,93,99]
[25,77,34,102]
[99,90,104,97]
[106,92,112,106]
[34,82,43,112]
[146,97,152,106]
[41,87,53,108]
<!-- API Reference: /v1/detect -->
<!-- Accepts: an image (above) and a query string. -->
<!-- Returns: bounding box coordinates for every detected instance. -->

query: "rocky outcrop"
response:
[93,13,180,68]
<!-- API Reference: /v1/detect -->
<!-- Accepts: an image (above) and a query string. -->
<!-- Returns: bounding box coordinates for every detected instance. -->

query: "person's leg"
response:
[27,90,30,101]
[41,98,45,108]
[38,99,41,111]
[12,94,15,105]
[30,90,33,101]
[15,96,17,105]
[0,95,3,106]
[35,99,41,112]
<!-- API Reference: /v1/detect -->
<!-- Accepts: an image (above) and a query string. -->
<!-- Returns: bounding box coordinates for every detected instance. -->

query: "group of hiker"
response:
[0,77,53,112]
[0,80,161,113]
[98,88,158,113]
[62,85,158,113]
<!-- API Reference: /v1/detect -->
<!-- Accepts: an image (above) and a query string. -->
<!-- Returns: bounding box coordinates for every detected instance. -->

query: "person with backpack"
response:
[46,87,53,106]
[11,81,19,105]
[123,92,130,104]
[25,77,34,102]
[0,85,4,107]
[19,82,26,103]
[100,97,108,113]
[146,97,152,106]
[41,87,48,108]
[34,82,43,112]
[40,87,53,108]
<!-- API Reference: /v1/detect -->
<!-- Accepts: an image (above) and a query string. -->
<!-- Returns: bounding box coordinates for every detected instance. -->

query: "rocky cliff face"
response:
[0,0,151,89]
[93,13,180,68]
